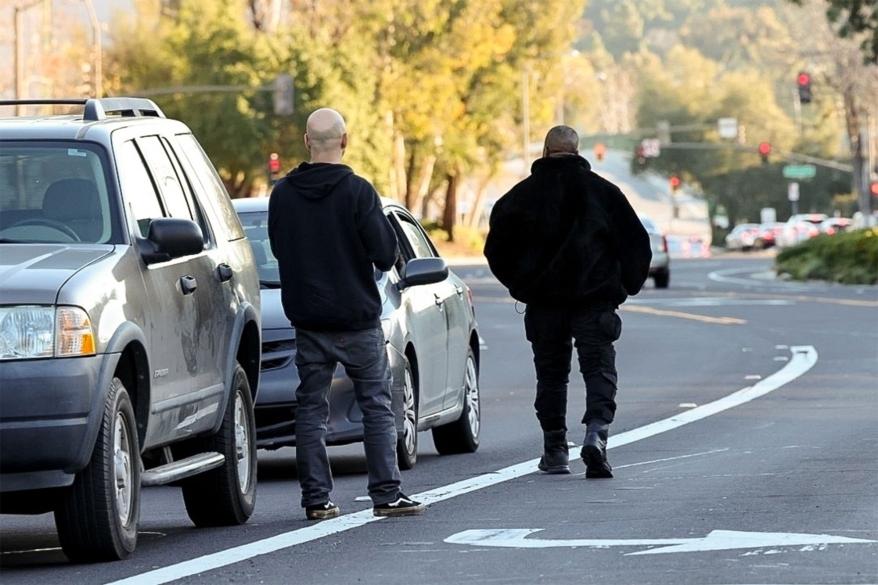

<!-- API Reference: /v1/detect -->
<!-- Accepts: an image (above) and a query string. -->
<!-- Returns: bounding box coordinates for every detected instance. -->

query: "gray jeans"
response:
[294,327,401,507]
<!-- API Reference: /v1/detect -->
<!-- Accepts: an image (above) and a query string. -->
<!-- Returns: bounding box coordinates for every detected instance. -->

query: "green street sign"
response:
[783,164,817,180]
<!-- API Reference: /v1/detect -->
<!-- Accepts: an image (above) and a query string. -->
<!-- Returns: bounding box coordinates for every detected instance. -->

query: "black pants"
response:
[294,327,401,507]
[524,304,622,433]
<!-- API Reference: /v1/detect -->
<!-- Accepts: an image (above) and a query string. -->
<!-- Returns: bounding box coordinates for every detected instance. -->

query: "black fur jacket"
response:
[484,155,651,306]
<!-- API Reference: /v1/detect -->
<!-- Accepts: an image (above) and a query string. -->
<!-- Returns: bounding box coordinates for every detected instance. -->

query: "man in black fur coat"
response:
[484,125,651,478]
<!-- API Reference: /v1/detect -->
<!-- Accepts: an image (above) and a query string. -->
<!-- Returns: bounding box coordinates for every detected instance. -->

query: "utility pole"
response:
[13,0,44,116]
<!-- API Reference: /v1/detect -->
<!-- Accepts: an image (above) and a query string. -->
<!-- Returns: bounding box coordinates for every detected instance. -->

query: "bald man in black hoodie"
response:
[484,125,651,479]
[269,108,423,519]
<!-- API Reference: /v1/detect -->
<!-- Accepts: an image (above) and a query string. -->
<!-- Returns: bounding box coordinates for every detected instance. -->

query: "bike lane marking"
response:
[108,346,817,585]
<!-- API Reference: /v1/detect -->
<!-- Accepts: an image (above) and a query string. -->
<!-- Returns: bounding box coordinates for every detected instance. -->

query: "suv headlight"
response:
[0,306,96,360]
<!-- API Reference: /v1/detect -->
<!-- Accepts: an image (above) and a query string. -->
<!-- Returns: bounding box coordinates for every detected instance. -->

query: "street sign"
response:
[788,182,800,202]
[445,528,875,555]
[760,207,776,224]
[641,138,661,158]
[783,164,816,179]
[717,117,738,140]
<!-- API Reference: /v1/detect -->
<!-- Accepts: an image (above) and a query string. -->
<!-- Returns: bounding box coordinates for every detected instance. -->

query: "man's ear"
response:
[340,133,348,151]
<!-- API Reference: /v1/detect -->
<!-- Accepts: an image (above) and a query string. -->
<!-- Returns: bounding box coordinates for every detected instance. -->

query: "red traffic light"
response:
[870,181,878,197]
[758,142,772,156]
[268,152,281,174]
[797,72,811,87]
[669,175,681,190]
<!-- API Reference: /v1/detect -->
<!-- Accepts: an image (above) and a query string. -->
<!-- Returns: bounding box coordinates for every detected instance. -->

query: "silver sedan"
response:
[233,197,481,470]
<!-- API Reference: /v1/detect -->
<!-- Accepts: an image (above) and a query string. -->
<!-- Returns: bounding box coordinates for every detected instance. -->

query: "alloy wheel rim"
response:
[403,367,417,455]
[234,391,252,493]
[113,412,133,525]
[464,356,480,438]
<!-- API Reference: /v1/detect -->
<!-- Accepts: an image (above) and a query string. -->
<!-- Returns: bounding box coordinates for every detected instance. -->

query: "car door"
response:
[131,135,226,445]
[389,211,448,417]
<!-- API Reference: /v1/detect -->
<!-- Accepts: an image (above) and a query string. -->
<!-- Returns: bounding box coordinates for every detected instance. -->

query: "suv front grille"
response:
[261,338,296,370]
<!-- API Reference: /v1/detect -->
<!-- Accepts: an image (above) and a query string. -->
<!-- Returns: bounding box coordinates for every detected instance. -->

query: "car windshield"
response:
[0,142,117,244]
[238,208,388,289]
[237,211,280,287]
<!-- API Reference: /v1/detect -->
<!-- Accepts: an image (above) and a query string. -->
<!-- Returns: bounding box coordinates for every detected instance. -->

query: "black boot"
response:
[582,430,613,479]
[538,430,570,474]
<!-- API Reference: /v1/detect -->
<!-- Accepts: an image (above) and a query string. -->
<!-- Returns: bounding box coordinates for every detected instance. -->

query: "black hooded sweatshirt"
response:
[268,162,398,331]
[484,155,651,307]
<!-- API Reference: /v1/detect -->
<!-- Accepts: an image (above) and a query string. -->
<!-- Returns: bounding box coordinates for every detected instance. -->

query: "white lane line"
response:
[107,346,817,585]
[613,448,729,470]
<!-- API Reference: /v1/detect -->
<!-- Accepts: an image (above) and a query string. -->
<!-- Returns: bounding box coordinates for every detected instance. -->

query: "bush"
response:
[776,228,878,285]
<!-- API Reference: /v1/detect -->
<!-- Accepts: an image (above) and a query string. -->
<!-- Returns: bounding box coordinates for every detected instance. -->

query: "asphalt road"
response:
[2,255,877,585]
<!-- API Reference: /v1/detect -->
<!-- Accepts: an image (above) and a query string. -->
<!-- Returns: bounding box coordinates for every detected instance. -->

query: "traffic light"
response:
[268,153,281,184]
[870,181,878,198]
[594,142,606,162]
[797,71,812,104]
[758,142,771,164]
[669,175,681,192]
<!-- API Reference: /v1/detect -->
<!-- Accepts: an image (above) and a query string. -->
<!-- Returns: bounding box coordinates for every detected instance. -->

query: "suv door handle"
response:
[180,275,198,295]
[216,263,233,283]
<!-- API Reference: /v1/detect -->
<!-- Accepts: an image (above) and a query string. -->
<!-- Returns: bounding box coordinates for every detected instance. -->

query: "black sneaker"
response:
[305,501,340,520]
[582,431,613,479]
[373,493,425,517]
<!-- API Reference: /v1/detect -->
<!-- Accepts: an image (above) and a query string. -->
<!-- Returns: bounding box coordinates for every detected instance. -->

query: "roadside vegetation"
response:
[776,228,878,284]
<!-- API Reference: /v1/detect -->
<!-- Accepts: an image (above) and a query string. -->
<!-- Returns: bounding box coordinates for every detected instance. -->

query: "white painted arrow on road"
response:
[444,529,875,555]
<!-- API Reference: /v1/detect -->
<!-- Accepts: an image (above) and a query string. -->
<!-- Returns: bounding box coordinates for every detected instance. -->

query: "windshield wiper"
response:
[260,280,282,289]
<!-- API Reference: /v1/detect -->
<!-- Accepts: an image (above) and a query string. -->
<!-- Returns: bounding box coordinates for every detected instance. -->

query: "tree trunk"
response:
[465,173,492,228]
[392,131,407,204]
[404,145,417,209]
[443,172,459,242]
[411,153,436,218]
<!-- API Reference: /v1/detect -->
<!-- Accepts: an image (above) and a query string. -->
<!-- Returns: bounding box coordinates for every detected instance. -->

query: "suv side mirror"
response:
[140,218,204,264]
[399,257,448,289]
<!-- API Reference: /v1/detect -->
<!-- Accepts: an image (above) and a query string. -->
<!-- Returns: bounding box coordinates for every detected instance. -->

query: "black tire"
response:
[178,364,257,527]
[653,269,670,289]
[54,378,140,562]
[432,349,480,455]
[396,357,418,470]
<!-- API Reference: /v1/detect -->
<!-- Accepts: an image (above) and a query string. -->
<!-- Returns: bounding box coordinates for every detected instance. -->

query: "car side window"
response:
[394,212,437,259]
[175,133,246,241]
[115,140,166,237]
[161,137,212,245]
[136,135,193,221]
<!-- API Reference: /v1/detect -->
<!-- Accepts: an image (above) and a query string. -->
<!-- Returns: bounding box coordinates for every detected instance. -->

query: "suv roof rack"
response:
[0,98,166,121]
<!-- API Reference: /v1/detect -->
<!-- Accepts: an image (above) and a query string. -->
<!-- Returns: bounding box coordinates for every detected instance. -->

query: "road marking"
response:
[627,297,793,307]
[621,304,747,325]
[444,528,875,555]
[107,346,817,585]
[613,448,729,470]
[678,402,698,408]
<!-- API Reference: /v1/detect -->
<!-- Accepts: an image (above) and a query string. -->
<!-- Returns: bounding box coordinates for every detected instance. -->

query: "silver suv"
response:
[0,98,261,562]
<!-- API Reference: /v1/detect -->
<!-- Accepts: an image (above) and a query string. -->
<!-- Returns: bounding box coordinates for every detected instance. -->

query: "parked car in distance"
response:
[754,222,785,249]
[778,213,827,247]
[232,197,480,471]
[640,216,670,288]
[820,217,852,236]
[0,98,261,562]
[725,223,760,251]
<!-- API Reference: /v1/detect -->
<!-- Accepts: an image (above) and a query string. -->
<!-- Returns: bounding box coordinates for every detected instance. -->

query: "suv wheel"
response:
[55,378,141,562]
[396,358,418,470]
[432,349,480,455]
[178,364,257,526]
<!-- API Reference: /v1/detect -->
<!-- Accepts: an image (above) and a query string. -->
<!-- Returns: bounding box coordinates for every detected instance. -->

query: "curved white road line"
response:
[107,346,818,585]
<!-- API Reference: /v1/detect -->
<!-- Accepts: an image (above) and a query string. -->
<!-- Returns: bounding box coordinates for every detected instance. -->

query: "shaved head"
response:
[543,125,579,157]
[305,108,347,160]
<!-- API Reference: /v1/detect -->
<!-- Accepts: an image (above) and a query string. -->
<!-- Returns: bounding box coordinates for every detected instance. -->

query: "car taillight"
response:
[661,236,668,252]
[466,286,475,314]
